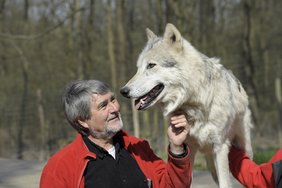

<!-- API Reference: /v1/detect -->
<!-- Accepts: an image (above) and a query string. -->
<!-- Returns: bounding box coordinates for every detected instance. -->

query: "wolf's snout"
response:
[120,87,130,98]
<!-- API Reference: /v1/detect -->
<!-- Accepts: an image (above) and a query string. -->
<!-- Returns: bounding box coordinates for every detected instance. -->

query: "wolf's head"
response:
[120,23,204,116]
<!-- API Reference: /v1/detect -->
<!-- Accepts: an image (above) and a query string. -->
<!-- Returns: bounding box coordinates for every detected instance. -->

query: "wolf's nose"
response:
[120,87,130,98]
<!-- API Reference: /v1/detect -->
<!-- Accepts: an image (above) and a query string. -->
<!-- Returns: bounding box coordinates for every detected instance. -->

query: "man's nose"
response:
[109,102,119,112]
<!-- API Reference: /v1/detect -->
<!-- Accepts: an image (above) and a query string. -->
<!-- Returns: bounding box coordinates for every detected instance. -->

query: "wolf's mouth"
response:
[135,83,164,110]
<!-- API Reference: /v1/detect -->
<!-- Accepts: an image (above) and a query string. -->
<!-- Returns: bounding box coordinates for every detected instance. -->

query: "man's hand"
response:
[167,112,190,155]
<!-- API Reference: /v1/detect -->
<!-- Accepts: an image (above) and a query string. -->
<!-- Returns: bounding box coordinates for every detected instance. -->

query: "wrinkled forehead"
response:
[91,92,114,104]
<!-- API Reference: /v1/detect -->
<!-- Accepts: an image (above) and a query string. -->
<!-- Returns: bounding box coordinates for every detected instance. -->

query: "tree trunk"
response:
[163,119,169,154]
[24,0,29,21]
[12,43,29,159]
[241,0,260,135]
[117,0,125,84]
[197,0,215,53]
[142,111,150,138]
[73,0,85,80]
[275,78,282,145]
[0,0,5,17]
[131,99,140,137]
[107,0,117,90]
[155,0,164,33]
[37,89,48,161]
[17,70,27,159]
[88,0,95,25]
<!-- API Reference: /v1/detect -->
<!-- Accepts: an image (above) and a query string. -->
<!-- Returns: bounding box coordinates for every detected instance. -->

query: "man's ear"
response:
[78,120,89,129]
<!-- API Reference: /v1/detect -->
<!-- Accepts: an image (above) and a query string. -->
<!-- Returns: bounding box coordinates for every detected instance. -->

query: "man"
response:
[40,80,192,188]
[229,146,282,188]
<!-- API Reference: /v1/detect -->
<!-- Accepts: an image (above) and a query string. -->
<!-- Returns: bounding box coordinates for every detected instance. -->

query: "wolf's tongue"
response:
[135,100,142,110]
[135,97,147,110]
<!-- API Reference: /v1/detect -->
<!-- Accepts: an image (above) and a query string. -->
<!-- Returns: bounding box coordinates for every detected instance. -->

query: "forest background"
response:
[0,0,281,168]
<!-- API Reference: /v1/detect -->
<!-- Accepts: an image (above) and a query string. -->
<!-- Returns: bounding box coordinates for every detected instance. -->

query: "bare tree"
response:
[275,78,282,145]
[117,0,126,84]
[0,0,5,17]
[37,89,48,161]
[107,0,117,90]
[241,0,260,134]
[131,100,140,137]
[12,42,29,159]
[24,0,29,21]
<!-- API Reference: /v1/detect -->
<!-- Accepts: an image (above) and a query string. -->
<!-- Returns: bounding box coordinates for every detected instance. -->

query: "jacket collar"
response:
[72,133,97,160]
[73,130,131,160]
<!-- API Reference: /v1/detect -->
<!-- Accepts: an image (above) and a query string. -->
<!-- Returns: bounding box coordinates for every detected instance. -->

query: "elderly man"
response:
[40,80,192,188]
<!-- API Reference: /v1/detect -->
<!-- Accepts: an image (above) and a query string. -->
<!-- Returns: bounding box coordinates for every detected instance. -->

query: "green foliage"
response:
[253,147,279,164]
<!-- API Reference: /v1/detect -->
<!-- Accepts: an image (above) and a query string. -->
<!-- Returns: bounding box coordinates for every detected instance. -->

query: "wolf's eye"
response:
[147,63,156,69]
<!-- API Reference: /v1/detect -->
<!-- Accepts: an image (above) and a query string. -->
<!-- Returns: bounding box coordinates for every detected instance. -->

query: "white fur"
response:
[121,23,253,188]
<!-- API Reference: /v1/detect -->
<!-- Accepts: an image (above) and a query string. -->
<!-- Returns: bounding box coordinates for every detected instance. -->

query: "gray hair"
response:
[62,80,111,135]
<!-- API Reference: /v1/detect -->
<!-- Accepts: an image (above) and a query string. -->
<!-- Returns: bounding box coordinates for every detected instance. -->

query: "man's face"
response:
[80,92,123,140]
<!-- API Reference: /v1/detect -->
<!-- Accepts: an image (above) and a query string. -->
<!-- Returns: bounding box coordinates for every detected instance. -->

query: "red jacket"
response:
[229,146,282,188]
[40,131,192,188]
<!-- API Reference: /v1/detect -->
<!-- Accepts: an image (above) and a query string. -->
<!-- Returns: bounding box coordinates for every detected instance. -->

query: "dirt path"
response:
[192,171,243,188]
[0,158,43,188]
[0,158,242,188]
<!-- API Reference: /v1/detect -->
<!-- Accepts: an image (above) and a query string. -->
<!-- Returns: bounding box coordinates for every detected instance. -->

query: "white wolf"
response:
[120,23,253,187]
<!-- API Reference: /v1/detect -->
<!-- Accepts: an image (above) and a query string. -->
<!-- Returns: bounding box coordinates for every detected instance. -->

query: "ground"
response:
[0,158,243,188]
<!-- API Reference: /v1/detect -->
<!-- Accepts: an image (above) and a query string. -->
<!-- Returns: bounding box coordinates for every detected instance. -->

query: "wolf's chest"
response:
[188,122,221,149]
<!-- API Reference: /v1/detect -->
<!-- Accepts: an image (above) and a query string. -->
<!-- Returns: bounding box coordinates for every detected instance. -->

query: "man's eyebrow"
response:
[98,100,107,109]
[97,93,115,109]
[111,94,116,100]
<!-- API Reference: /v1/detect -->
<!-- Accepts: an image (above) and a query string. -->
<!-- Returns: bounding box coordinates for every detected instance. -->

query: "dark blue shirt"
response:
[83,135,148,188]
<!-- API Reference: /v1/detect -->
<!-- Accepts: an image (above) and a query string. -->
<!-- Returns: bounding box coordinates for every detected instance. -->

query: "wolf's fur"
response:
[120,23,253,188]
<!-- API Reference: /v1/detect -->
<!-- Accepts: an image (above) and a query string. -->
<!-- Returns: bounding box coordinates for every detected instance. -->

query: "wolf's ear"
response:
[163,23,183,51]
[146,28,157,41]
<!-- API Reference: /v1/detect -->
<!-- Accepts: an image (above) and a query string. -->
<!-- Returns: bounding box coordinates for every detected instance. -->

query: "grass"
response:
[192,147,279,171]
[253,147,278,164]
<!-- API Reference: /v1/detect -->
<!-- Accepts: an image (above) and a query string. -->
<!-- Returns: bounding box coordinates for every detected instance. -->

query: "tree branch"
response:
[0,7,85,41]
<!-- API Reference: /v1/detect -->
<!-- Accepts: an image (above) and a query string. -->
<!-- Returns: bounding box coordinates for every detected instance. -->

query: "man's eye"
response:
[111,96,116,102]
[98,105,106,110]
[98,102,107,110]
[147,63,156,69]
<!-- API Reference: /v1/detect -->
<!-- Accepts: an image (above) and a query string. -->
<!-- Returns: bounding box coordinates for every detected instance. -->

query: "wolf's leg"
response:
[187,143,198,186]
[189,146,198,165]
[243,108,253,159]
[205,154,218,184]
[233,109,253,159]
[214,142,232,188]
